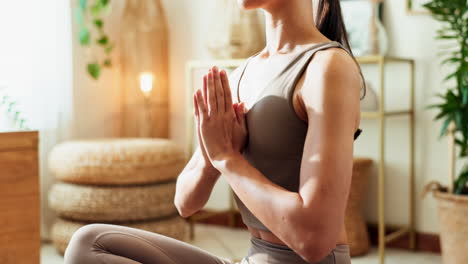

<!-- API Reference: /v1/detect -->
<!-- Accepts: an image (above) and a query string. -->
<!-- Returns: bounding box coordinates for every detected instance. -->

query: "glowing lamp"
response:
[139,72,154,97]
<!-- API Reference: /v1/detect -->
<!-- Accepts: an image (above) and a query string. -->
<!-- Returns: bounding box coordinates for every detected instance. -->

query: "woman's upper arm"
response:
[297,49,361,234]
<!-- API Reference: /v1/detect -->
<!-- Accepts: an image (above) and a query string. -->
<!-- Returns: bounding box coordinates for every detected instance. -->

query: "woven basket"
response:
[432,188,468,264]
[345,157,373,256]
[51,216,188,255]
[49,138,185,185]
[49,182,177,222]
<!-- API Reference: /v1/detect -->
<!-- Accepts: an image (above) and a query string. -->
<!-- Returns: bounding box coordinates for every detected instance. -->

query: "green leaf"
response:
[105,44,114,54]
[441,57,461,65]
[454,169,468,194]
[7,102,16,112]
[455,111,463,130]
[93,19,103,28]
[436,34,458,39]
[87,63,101,79]
[439,117,452,138]
[74,8,84,25]
[444,70,460,81]
[435,109,449,120]
[425,103,445,109]
[79,27,90,45]
[79,0,87,11]
[97,36,108,45]
[103,59,112,67]
[99,0,110,6]
[90,4,101,16]
[463,88,468,105]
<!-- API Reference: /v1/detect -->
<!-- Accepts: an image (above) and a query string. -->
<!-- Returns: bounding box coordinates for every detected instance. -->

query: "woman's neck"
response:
[261,1,327,56]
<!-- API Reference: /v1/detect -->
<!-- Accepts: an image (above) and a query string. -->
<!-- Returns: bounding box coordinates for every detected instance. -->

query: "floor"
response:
[42,224,441,264]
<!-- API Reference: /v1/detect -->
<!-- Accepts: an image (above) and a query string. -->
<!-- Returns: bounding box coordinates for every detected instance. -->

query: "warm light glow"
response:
[139,72,154,97]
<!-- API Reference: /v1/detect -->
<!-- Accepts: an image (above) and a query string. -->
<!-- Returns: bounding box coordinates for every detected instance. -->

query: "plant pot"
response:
[426,182,468,264]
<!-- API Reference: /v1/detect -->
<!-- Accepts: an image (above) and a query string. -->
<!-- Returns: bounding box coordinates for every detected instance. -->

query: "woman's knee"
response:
[64,224,111,263]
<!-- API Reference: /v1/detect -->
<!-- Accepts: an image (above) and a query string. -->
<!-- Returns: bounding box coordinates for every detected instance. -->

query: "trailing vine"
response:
[75,0,114,80]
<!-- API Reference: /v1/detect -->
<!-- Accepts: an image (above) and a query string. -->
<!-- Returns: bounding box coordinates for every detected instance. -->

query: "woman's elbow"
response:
[175,204,195,218]
[295,231,338,263]
[174,192,196,218]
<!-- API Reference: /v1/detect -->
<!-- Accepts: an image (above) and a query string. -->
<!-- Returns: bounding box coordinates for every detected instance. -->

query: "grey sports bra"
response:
[232,41,362,231]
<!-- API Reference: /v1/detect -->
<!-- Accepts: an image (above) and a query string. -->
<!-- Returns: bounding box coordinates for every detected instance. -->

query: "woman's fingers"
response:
[207,70,217,115]
[202,75,208,105]
[212,66,225,115]
[195,89,208,119]
[237,102,247,127]
[193,92,199,118]
[220,69,234,114]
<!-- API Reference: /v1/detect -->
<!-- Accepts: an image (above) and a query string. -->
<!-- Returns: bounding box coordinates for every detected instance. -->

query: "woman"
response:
[64,0,365,263]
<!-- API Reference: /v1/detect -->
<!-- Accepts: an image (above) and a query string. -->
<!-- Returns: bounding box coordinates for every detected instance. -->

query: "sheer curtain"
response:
[0,0,74,240]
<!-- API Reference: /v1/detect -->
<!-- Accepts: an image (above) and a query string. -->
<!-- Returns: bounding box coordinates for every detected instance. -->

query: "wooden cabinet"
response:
[0,131,40,264]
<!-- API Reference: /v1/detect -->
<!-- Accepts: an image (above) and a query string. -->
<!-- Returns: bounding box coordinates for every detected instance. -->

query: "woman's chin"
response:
[237,0,265,10]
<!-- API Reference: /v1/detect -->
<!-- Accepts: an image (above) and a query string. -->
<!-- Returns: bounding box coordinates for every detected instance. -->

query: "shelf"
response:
[356,55,413,64]
[185,54,416,264]
[385,226,411,244]
[362,110,414,119]
[186,55,414,69]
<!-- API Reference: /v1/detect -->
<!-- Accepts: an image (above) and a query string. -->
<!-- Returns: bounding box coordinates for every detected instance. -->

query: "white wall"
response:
[0,0,124,240]
[0,0,75,240]
[165,0,465,235]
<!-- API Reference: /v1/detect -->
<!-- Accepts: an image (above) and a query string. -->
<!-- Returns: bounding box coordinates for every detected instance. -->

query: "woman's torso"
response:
[229,41,361,247]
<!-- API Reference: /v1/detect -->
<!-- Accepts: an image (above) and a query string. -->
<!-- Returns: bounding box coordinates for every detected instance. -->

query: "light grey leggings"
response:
[64,223,352,264]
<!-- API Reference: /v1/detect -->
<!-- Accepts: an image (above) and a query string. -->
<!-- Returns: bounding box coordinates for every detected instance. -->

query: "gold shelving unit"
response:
[185,55,416,264]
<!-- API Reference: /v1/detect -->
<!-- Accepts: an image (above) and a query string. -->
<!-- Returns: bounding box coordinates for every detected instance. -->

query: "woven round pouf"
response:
[49,182,177,222]
[345,157,373,256]
[51,216,188,255]
[49,138,185,185]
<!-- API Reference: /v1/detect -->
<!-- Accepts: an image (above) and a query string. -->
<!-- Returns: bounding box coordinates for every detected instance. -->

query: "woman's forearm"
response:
[174,148,221,217]
[212,153,341,263]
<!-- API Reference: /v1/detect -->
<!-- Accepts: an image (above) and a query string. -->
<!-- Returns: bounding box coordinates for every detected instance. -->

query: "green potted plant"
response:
[423,1,467,263]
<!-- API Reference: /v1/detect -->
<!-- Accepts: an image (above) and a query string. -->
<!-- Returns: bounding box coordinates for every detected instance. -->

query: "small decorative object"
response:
[341,0,388,56]
[120,0,169,138]
[206,0,265,59]
[0,88,30,131]
[407,0,431,15]
[74,0,114,79]
[48,138,188,255]
[422,0,468,263]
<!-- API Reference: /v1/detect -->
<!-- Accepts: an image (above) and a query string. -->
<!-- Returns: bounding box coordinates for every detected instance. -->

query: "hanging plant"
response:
[75,0,114,80]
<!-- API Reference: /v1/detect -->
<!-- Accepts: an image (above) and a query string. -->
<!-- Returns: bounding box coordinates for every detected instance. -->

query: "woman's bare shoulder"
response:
[310,47,359,79]
[301,47,361,95]
[298,46,361,119]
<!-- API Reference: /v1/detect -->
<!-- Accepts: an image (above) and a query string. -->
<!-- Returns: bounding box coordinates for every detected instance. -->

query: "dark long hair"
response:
[315,0,367,100]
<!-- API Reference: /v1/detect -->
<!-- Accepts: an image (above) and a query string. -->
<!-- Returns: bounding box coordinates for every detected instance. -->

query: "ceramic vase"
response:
[206,0,265,59]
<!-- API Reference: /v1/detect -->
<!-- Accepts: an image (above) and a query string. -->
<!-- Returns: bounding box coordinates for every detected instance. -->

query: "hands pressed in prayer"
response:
[193,66,248,167]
